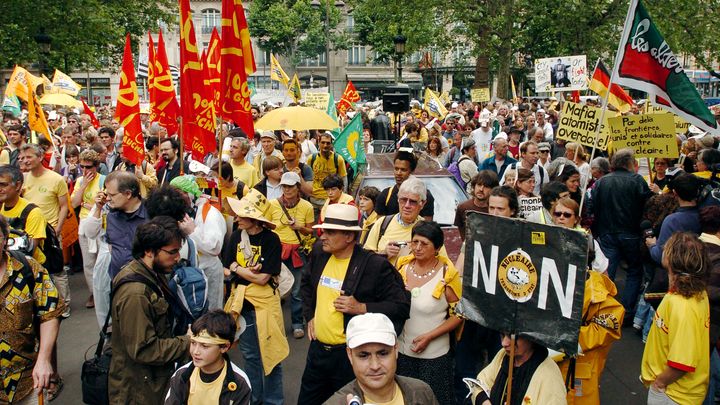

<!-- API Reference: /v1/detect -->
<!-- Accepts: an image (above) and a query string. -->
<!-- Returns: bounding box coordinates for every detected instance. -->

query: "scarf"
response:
[489,345,548,405]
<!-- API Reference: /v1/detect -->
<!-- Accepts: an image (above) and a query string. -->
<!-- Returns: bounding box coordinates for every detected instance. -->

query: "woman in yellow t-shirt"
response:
[70,149,105,303]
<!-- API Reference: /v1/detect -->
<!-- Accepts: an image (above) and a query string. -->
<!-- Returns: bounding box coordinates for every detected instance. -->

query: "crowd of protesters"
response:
[0,94,719,405]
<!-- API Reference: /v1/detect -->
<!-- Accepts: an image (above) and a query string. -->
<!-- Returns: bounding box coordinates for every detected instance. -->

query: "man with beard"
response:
[157,138,189,185]
[109,216,190,404]
[454,170,499,240]
[309,132,347,211]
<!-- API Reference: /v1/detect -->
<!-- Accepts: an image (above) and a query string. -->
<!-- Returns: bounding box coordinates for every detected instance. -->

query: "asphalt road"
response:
[54,267,648,404]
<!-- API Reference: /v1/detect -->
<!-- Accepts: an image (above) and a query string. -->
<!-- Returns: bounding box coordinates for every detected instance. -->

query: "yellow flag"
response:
[270,53,290,88]
[288,73,302,103]
[423,88,447,119]
[52,69,82,96]
[26,78,52,142]
[4,66,41,101]
[510,75,517,101]
[439,91,451,105]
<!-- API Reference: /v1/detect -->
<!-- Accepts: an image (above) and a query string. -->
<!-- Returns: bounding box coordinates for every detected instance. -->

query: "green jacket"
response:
[108,259,190,404]
[325,375,439,405]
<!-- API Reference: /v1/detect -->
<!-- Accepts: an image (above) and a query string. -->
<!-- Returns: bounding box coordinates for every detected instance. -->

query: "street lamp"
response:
[394,34,406,82]
[311,0,344,94]
[34,30,52,78]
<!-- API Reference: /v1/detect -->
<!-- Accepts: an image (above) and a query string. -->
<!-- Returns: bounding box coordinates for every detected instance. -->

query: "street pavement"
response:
[56,267,648,404]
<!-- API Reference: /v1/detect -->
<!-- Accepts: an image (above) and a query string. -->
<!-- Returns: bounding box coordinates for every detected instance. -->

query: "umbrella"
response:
[255,106,339,131]
[39,93,82,108]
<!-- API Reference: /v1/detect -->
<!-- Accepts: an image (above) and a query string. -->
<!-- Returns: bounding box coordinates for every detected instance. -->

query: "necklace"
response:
[409,259,440,279]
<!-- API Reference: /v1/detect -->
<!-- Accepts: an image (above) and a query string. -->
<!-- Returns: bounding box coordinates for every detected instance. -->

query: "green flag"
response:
[2,95,21,117]
[614,0,719,134]
[333,113,364,171]
[326,92,340,138]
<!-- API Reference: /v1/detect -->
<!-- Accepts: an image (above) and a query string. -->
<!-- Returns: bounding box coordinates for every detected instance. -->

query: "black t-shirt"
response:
[374,184,435,218]
[222,227,281,286]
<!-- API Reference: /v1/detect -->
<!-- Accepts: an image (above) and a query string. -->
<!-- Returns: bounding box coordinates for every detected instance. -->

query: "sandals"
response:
[47,377,64,402]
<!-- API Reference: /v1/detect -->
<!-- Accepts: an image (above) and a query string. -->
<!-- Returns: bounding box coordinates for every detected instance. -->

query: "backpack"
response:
[7,203,64,275]
[311,152,353,186]
[168,238,209,320]
[698,177,720,208]
[448,155,471,189]
[363,214,396,246]
[507,162,545,188]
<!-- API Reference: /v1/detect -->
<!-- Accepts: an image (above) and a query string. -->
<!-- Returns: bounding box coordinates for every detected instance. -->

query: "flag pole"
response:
[178,116,185,175]
[218,116,224,210]
[579,0,635,215]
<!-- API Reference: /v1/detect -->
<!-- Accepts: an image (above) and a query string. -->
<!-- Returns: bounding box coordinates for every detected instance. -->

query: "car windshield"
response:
[360,176,468,226]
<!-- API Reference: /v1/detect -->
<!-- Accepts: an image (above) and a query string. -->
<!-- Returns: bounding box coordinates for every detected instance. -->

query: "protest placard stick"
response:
[647,158,654,183]
[217,116,224,210]
[505,333,516,405]
[178,116,185,175]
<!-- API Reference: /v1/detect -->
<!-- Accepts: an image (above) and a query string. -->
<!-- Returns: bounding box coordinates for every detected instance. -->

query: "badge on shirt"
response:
[320,275,343,291]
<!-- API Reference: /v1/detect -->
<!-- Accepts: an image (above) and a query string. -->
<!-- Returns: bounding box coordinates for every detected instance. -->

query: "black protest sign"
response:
[456,212,588,354]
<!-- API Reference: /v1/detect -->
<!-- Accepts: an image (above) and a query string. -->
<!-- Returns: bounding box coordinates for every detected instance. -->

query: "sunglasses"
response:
[398,197,420,207]
[80,164,95,169]
[553,211,574,219]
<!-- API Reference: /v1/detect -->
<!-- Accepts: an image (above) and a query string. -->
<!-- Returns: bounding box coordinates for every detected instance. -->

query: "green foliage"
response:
[248,0,350,66]
[0,0,176,72]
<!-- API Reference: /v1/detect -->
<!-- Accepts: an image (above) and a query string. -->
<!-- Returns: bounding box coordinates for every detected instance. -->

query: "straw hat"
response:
[312,204,362,231]
[244,188,271,216]
[227,197,276,229]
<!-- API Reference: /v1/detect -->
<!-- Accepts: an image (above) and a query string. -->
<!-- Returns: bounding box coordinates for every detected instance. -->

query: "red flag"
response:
[81,99,100,129]
[147,31,155,97]
[336,98,352,117]
[179,0,217,159]
[570,90,581,103]
[341,80,360,103]
[206,28,222,113]
[589,59,634,113]
[152,30,180,135]
[220,0,254,136]
[115,34,145,166]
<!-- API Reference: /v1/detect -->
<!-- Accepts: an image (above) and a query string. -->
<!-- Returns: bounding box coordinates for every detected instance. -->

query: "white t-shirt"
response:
[499,161,549,195]
[471,128,493,155]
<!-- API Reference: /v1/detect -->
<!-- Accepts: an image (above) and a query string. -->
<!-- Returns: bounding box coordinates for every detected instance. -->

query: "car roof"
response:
[364,152,450,177]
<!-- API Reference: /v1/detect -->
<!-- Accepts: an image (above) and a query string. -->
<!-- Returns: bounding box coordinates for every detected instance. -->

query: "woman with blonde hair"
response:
[565,142,591,188]
[641,232,710,405]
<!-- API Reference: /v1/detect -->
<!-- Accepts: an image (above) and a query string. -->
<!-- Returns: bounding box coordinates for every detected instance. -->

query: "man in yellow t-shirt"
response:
[309,133,347,209]
[325,313,439,405]
[0,165,47,264]
[19,144,69,234]
[298,204,410,405]
[229,136,259,188]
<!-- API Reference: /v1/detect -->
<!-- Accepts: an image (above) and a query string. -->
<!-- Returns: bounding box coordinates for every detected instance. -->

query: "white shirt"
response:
[499,161,550,195]
[189,198,227,267]
[470,128,493,156]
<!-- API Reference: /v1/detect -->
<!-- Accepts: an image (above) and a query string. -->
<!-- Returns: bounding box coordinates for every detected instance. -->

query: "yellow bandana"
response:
[190,329,231,345]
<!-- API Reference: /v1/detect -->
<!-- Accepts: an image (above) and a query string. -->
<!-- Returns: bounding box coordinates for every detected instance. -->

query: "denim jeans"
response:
[282,257,304,330]
[239,308,283,405]
[598,233,644,315]
[633,296,655,342]
[704,347,720,405]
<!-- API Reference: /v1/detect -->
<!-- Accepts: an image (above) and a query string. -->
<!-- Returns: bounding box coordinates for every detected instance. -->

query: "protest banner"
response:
[456,212,588,354]
[535,55,588,92]
[645,102,692,134]
[556,101,610,150]
[471,88,490,103]
[608,113,679,158]
[305,92,330,111]
[518,196,543,219]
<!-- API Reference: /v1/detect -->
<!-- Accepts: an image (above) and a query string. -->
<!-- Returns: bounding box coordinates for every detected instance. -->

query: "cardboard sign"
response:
[608,113,679,158]
[60,200,79,249]
[305,92,330,111]
[556,101,610,150]
[645,102,692,134]
[471,88,491,103]
[518,196,543,219]
[456,213,588,354]
[535,55,588,92]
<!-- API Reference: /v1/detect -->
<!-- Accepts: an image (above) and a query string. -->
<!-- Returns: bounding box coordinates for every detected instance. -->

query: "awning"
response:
[347,72,423,90]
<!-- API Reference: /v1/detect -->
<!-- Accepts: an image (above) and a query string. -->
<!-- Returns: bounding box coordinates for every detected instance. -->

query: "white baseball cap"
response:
[346,313,396,349]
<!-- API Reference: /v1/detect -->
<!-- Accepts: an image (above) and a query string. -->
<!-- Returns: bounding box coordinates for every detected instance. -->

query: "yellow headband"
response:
[190,329,231,346]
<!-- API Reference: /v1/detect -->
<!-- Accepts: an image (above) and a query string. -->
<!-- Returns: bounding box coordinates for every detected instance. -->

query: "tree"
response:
[0,0,175,72]
[248,0,350,67]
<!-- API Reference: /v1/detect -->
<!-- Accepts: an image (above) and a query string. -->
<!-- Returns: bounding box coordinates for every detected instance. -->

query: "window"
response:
[299,53,327,67]
[201,9,221,34]
[372,51,390,65]
[347,44,366,65]
[346,14,355,32]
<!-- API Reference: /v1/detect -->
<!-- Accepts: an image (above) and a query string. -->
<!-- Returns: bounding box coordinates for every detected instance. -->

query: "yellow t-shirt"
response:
[268,199,315,244]
[231,160,259,188]
[641,292,710,404]
[363,215,447,264]
[314,256,350,345]
[70,174,103,219]
[310,153,347,200]
[22,169,68,228]
[1,197,47,263]
[365,383,404,405]
[320,193,354,222]
[187,362,227,405]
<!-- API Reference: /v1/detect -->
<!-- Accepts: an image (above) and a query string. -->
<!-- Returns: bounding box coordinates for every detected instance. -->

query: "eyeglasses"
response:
[160,248,181,256]
[398,197,420,207]
[553,211,574,219]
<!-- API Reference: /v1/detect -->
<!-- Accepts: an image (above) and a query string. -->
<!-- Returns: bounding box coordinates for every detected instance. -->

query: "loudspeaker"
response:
[383,93,410,113]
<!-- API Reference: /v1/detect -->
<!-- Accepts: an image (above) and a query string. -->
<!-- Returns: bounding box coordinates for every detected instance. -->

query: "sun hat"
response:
[346,313,397,349]
[227,197,276,229]
[312,204,362,231]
